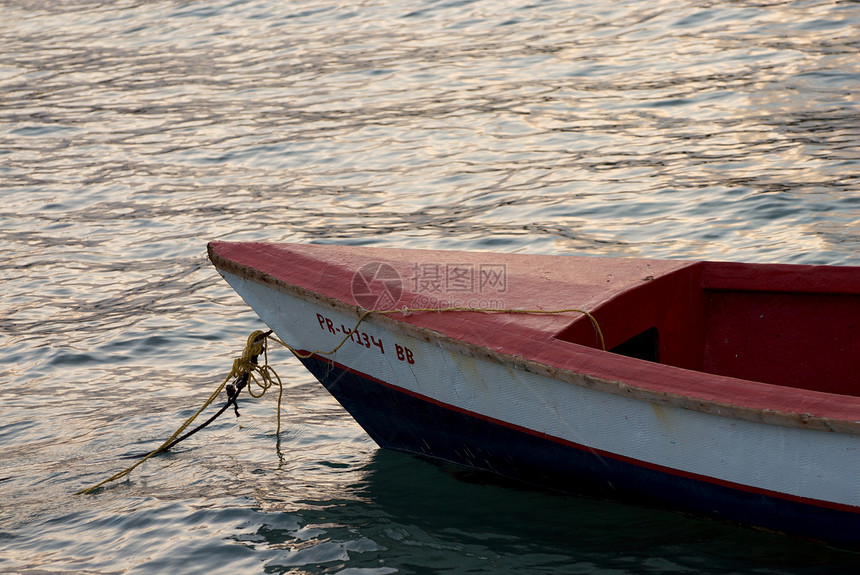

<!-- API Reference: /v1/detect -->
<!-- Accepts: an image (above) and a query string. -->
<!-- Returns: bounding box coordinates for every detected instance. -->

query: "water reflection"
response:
[248,449,860,574]
[3,0,857,265]
[2,0,859,573]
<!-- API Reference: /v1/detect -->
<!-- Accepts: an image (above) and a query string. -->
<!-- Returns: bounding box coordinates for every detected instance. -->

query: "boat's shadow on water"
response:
[343,449,860,572]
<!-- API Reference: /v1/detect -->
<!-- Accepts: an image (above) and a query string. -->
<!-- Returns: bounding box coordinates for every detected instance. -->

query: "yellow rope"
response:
[77,307,599,495]
[76,330,277,495]
[269,309,374,359]
[243,335,284,435]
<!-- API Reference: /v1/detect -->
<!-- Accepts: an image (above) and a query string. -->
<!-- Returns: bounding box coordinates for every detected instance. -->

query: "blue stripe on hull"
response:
[298,355,860,549]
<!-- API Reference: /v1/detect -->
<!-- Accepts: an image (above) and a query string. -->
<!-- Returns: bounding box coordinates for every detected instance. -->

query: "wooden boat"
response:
[208,241,860,548]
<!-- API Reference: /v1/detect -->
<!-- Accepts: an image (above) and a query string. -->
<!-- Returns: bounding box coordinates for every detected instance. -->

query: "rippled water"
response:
[2,0,860,573]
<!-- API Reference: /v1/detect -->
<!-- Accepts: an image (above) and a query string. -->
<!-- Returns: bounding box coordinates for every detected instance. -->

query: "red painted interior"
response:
[556,261,860,395]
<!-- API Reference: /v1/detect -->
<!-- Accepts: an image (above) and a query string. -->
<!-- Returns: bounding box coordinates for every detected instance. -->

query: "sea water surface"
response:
[2,0,860,573]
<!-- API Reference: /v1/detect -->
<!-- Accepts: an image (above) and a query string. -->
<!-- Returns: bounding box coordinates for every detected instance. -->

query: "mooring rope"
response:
[77,306,601,495]
[76,330,277,495]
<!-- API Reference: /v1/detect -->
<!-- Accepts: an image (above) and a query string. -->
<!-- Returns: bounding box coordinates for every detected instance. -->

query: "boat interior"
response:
[554,261,859,396]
